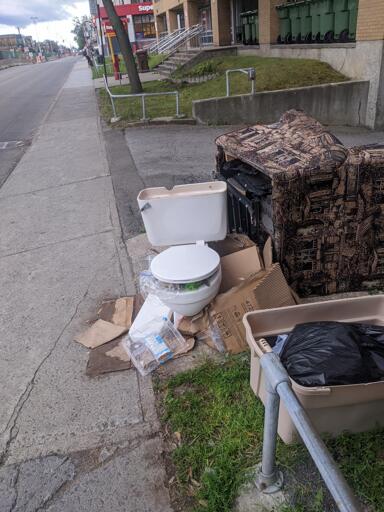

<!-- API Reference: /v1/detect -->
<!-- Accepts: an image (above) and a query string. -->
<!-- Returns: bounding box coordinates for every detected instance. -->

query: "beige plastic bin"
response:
[243,295,384,444]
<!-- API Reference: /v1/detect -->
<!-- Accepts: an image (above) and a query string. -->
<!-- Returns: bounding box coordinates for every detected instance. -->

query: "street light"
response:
[30,16,41,54]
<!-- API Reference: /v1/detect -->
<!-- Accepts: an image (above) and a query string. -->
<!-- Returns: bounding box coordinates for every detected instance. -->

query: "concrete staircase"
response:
[156,49,202,78]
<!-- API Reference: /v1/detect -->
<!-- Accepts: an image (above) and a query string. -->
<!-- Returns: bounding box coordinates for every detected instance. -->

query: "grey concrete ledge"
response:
[192,80,369,127]
[272,42,357,49]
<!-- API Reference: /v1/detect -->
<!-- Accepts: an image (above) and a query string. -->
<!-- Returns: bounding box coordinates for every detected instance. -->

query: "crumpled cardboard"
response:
[219,245,263,293]
[207,264,296,353]
[86,338,132,377]
[74,319,128,349]
[75,297,136,349]
[98,297,134,328]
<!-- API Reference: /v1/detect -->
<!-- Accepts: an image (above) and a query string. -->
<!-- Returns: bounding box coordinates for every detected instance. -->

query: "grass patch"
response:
[97,55,347,123]
[148,53,165,69]
[93,53,165,79]
[157,355,384,512]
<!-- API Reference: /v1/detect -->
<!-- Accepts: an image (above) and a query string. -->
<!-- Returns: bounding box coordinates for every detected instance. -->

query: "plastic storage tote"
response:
[243,295,384,444]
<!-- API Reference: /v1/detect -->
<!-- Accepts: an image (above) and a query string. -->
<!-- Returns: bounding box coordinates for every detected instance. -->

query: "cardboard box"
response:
[219,245,263,293]
[209,233,255,257]
[205,264,296,353]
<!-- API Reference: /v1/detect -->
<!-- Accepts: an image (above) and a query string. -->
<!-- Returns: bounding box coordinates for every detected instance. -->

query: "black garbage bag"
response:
[280,322,384,387]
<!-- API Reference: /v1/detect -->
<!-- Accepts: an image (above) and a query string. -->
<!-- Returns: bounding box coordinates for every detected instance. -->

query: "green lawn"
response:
[156,356,384,512]
[97,55,347,123]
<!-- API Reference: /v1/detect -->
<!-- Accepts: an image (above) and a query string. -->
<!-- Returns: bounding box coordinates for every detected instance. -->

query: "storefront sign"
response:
[99,3,153,19]
[102,18,128,35]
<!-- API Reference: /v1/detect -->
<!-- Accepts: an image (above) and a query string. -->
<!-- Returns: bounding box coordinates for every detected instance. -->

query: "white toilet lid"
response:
[151,245,220,284]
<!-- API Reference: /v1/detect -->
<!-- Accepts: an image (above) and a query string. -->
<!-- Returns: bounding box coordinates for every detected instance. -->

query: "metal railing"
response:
[149,25,204,55]
[148,28,184,54]
[226,68,256,96]
[103,74,182,122]
[250,337,363,512]
[93,58,114,78]
[200,29,213,46]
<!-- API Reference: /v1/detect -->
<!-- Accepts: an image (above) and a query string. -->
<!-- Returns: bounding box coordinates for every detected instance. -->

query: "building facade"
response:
[152,0,384,128]
[96,0,156,53]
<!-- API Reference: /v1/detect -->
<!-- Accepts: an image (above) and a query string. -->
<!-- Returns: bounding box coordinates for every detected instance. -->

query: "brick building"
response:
[95,0,156,52]
[152,0,384,128]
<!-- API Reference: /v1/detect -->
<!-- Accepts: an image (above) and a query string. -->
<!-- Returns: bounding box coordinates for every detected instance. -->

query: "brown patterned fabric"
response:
[216,110,384,296]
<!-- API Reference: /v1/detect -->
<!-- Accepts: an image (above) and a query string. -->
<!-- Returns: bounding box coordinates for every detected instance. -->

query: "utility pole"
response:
[102,0,143,93]
[16,26,24,46]
[30,16,41,54]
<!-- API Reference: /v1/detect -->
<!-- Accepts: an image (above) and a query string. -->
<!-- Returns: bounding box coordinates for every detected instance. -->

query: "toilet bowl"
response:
[138,181,227,316]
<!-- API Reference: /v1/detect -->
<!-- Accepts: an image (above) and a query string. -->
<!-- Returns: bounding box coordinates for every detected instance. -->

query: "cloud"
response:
[0,0,85,28]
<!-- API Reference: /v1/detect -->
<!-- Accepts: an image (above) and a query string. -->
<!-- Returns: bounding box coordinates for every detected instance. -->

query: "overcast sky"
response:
[0,1,90,46]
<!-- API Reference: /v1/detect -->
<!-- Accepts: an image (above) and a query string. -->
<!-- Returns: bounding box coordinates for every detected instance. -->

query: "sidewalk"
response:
[0,60,172,511]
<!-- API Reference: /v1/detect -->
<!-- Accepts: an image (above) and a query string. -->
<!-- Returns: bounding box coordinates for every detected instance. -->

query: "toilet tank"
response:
[137,181,227,246]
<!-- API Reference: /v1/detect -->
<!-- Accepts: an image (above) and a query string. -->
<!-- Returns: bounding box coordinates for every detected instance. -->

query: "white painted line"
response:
[0,140,25,150]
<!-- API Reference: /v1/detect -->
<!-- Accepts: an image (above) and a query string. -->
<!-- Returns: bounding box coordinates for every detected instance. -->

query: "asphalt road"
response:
[0,57,77,188]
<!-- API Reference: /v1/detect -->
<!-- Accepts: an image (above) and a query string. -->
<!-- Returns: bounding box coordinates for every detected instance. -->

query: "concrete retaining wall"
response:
[238,41,384,129]
[192,80,369,127]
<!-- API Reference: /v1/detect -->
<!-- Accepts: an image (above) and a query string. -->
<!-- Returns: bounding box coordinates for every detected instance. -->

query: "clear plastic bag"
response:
[123,317,188,376]
[189,312,227,353]
[139,268,209,302]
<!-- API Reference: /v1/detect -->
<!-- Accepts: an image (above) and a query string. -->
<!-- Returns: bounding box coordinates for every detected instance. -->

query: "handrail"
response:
[148,28,184,54]
[102,74,182,122]
[226,68,256,96]
[149,25,204,55]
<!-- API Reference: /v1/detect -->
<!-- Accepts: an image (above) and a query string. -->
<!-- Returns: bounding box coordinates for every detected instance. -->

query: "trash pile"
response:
[74,234,297,377]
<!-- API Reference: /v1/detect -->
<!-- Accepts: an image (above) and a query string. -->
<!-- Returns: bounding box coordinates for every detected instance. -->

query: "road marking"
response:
[0,140,25,150]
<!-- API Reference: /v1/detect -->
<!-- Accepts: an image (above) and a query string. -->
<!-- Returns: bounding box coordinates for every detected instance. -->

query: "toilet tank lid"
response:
[151,245,220,284]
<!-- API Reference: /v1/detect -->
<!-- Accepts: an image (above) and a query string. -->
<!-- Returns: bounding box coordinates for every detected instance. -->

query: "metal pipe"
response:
[277,381,362,512]
[141,95,146,121]
[110,96,117,119]
[175,92,180,117]
[226,70,230,97]
[258,352,363,512]
[260,384,280,480]
[103,76,181,120]
[226,68,256,97]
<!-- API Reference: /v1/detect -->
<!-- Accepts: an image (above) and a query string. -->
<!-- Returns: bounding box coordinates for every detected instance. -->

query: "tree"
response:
[72,16,87,49]
[102,0,143,94]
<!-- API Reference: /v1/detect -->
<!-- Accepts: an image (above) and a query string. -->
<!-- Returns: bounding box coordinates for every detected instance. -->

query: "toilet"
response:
[137,181,227,316]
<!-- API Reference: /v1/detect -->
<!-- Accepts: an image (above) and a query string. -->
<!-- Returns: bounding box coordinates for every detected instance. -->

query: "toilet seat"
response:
[151,244,220,284]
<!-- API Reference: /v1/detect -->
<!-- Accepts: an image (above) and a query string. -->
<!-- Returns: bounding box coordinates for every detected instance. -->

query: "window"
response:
[133,14,156,39]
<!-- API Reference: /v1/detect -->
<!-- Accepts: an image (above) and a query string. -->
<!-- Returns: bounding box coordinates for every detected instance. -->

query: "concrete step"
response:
[157,67,172,77]
[175,50,200,58]
[167,56,191,65]
[157,63,177,72]
[157,48,202,76]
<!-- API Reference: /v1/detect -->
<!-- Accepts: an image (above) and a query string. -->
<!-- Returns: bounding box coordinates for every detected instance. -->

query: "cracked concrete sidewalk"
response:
[0,60,172,511]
